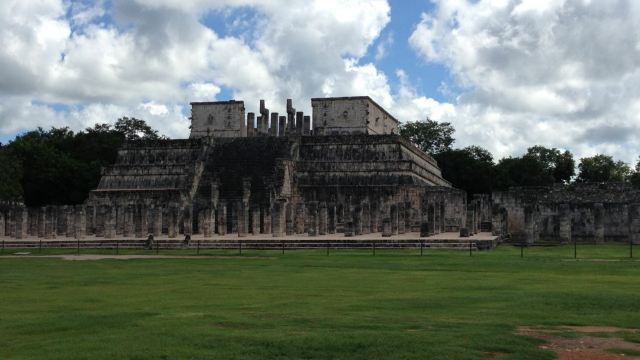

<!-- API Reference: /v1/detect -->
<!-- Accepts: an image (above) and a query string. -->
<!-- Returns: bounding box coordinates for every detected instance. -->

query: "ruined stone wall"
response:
[190,101,246,138]
[492,183,640,244]
[311,97,399,135]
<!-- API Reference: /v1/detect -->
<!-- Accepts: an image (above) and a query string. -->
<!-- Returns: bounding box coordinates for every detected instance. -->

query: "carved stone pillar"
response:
[272,200,286,237]
[14,207,27,239]
[262,203,271,234]
[307,201,318,236]
[217,202,227,235]
[318,202,328,235]
[183,206,193,236]
[295,111,303,134]
[66,207,75,238]
[303,115,311,135]
[390,204,398,235]
[270,113,278,136]
[74,205,86,239]
[353,204,363,236]
[202,208,212,237]
[251,205,260,235]
[38,207,46,238]
[382,218,392,237]
[397,202,406,234]
[328,204,337,234]
[153,206,163,237]
[104,206,116,239]
[558,204,572,243]
[285,203,294,235]
[238,202,248,237]
[593,202,605,243]
[295,203,305,234]
[168,205,178,238]
[278,115,286,137]
[628,203,640,245]
[247,112,255,137]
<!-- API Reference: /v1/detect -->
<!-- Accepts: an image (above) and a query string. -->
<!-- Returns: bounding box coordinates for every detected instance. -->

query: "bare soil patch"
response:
[518,326,640,359]
[0,254,272,261]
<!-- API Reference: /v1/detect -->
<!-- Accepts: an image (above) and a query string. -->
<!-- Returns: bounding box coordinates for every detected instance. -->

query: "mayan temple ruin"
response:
[1,96,639,249]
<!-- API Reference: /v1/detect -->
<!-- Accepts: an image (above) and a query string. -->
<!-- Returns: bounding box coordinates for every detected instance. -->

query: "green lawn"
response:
[0,245,639,359]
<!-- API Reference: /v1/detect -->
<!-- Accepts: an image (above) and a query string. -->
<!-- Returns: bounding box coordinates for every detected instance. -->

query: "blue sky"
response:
[1,0,639,163]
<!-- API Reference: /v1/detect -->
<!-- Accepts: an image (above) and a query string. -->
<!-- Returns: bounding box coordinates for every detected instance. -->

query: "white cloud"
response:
[0,0,403,139]
[410,0,640,163]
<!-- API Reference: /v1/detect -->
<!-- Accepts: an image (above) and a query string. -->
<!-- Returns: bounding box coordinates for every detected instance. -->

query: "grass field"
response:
[1,245,639,359]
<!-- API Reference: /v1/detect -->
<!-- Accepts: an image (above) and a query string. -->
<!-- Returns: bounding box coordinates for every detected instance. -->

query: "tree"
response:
[399,118,455,155]
[494,155,554,189]
[434,146,495,196]
[0,117,165,206]
[576,154,631,183]
[114,117,163,141]
[630,157,640,189]
[525,146,575,183]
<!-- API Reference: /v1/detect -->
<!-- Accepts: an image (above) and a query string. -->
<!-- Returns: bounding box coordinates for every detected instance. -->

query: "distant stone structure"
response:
[2,97,638,247]
[0,96,473,241]
[492,183,640,244]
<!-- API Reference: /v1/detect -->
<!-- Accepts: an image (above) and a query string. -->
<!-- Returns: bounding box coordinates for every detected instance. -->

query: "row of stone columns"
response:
[246,99,312,137]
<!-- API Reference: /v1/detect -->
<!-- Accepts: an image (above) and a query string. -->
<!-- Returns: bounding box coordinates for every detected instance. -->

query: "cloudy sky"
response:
[1,0,639,163]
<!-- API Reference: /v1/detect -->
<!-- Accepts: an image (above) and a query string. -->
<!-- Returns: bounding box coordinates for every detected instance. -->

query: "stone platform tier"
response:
[0,232,498,251]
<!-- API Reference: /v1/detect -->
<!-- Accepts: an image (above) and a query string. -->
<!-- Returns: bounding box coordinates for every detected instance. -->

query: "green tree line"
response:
[0,117,163,206]
[400,118,640,195]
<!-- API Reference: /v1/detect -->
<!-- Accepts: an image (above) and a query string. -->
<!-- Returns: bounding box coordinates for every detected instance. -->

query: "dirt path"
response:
[0,254,272,261]
[518,326,640,359]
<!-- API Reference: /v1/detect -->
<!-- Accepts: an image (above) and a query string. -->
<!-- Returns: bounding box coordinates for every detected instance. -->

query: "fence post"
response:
[197,239,200,255]
[77,238,80,255]
[1,239,4,254]
[521,240,524,258]
[116,239,119,255]
[420,240,423,256]
[326,241,329,256]
[469,241,472,257]
[372,242,375,256]
[155,239,159,255]
[574,238,577,259]
[281,241,284,255]
[39,239,42,253]
[631,238,633,259]
[239,241,242,255]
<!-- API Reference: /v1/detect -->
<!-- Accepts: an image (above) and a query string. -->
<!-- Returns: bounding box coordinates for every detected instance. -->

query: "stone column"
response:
[303,115,311,135]
[465,208,474,236]
[0,211,4,237]
[307,201,318,236]
[272,200,286,237]
[259,99,269,135]
[65,207,75,238]
[270,113,278,136]
[593,202,605,243]
[168,205,178,238]
[433,202,440,234]
[247,112,255,137]
[74,205,86,239]
[295,203,305,234]
[328,204,337,234]
[251,205,260,235]
[382,218,392,237]
[390,204,398,235]
[14,207,27,239]
[285,203,294,235]
[45,207,56,239]
[278,116,286,137]
[558,203,572,243]
[295,111,303,134]
[202,208,212,237]
[370,202,379,233]
[318,202,328,235]
[238,202,248,237]
[361,202,371,234]
[152,206,163,237]
[217,202,227,235]
[524,205,537,245]
[94,206,105,237]
[134,205,144,238]
[104,206,116,239]
[397,202,406,234]
[38,207,46,238]
[183,206,193,236]
[628,203,640,245]
[353,204,363,236]
[262,203,271,234]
